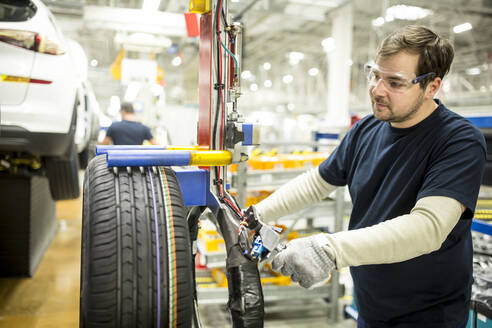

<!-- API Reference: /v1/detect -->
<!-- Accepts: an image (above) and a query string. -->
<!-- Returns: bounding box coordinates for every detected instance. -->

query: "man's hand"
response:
[271,234,335,288]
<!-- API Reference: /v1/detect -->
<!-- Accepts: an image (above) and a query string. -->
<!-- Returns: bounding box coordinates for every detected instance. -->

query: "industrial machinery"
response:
[79,1,282,327]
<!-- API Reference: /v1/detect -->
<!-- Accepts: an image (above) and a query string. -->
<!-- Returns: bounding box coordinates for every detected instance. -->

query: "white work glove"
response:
[271,234,335,289]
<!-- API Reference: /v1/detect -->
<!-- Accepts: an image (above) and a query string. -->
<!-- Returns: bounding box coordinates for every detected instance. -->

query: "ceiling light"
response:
[322,37,335,52]
[386,5,432,21]
[385,13,394,22]
[289,52,304,65]
[453,22,472,33]
[142,0,160,11]
[263,62,271,70]
[308,67,319,76]
[282,74,294,84]
[287,103,295,111]
[231,0,240,2]
[241,70,252,80]
[466,67,481,75]
[264,80,272,88]
[172,56,182,66]
[250,83,258,92]
[372,17,385,27]
[90,59,98,67]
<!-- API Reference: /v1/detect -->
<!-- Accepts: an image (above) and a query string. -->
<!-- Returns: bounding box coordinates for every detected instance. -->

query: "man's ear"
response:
[425,77,442,99]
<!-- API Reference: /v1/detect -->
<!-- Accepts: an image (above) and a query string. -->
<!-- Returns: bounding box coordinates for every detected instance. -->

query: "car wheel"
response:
[80,155,193,328]
[46,142,80,200]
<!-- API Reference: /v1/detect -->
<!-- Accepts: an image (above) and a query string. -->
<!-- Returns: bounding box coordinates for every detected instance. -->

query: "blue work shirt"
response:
[319,100,486,327]
[106,120,153,145]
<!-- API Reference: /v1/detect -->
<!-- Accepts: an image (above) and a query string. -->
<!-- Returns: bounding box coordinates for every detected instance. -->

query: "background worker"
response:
[101,101,158,145]
[252,25,486,327]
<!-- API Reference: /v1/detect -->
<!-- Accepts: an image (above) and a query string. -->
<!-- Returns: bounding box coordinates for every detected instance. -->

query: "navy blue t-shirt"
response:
[319,100,486,327]
[106,120,153,145]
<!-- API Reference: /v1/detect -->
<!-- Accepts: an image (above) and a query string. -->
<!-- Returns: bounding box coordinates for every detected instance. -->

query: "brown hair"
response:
[376,25,454,88]
[120,101,134,114]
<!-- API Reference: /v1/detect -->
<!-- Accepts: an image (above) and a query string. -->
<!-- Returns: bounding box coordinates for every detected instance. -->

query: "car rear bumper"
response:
[0,125,73,157]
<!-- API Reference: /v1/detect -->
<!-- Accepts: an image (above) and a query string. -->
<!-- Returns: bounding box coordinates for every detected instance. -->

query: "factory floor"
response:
[0,173,357,328]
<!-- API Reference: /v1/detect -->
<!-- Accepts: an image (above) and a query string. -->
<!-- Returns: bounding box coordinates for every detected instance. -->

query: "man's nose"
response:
[370,78,387,97]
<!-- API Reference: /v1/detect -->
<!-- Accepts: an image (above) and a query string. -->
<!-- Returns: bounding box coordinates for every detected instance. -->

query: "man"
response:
[253,26,486,327]
[102,102,158,145]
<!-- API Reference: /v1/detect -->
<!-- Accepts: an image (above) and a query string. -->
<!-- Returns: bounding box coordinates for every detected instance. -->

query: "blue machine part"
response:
[174,168,208,206]
[173,168,219,212]
[106,150,191,167]
[472,220,492,235]
[250,235,265,260]
[242,123,254,146]
[467,116,492,129]
[96,145,164,156]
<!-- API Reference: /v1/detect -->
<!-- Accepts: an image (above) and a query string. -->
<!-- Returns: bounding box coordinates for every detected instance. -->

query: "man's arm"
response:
[272,196,464,288]
[255,167,337,221]
[322,196,464,268]
[149,138,159,145]
[101,136,112,145]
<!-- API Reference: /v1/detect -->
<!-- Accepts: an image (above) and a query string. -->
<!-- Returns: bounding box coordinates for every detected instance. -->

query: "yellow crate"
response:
[198,229,225,253]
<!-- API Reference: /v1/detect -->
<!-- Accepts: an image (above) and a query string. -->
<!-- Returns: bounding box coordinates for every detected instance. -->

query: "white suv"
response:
[0,0,96,199]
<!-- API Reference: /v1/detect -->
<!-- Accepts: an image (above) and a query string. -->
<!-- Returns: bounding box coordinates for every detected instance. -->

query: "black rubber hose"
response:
[216,206,264,328]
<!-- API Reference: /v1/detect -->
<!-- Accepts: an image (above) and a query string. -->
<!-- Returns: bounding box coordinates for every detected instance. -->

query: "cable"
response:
[220,37,238,76]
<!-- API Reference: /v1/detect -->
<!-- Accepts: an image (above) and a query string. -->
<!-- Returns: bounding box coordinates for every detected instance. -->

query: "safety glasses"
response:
[364,63,435,93]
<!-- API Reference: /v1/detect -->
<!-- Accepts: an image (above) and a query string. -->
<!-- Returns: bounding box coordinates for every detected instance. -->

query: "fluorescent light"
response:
[231,0,240,2]
[287,103,295,111]
[263,62,271,70]
[453,22,472,34]
[172,56,182,66]
[386,5,432,21]
[241,70,252,80]
[372,17,385,27]
[308,67,319,76]
[385,13,394,22]
[289,52,304,65]
[90,59,98,67]
[142,0,160,11]
[282,74,294,84]
[264,80,272,88]
[322,37,335,52]
[250,83,258,92]
[466,67,481,75]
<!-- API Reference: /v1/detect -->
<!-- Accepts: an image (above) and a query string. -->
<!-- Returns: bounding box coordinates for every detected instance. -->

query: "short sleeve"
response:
[417,127,486,219]
[144,126,153,140]
[106,124,114,139]
[318,124,359,186]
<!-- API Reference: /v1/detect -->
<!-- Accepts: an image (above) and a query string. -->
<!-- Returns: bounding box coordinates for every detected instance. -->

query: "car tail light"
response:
[1,74,52,84]
[0,29,65,55]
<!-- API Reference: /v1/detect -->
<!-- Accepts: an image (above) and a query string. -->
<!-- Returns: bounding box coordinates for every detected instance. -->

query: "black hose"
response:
[216,206,264,327]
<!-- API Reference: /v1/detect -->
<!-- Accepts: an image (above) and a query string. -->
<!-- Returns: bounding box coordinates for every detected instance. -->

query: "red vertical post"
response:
[197,13,213,149]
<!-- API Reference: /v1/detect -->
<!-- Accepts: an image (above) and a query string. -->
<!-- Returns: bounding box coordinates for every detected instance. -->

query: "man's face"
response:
[369,52,426,125]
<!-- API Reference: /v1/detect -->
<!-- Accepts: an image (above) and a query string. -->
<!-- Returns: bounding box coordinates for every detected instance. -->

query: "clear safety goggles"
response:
[364,63,435,93]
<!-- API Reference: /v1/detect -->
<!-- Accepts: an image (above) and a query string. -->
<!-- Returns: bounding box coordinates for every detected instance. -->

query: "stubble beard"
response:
[371,92,425,124]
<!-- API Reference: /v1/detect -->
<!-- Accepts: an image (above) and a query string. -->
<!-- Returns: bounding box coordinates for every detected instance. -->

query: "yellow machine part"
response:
[189,150,232,166]
[189,0,211,14]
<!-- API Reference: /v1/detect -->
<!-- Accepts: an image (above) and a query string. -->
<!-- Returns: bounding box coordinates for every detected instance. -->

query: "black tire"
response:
[46,142,80,200]
[80,155,193,328]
